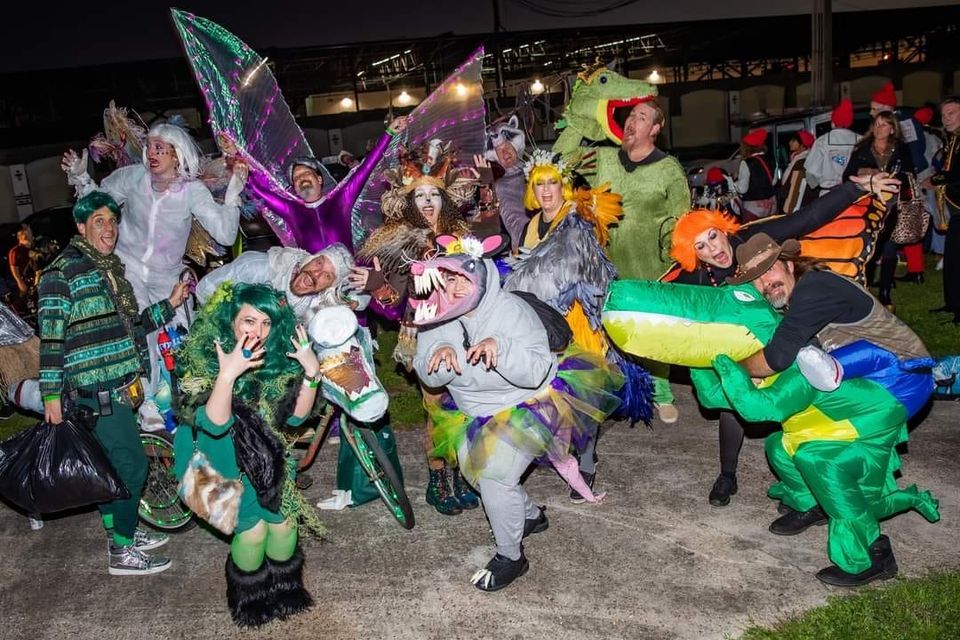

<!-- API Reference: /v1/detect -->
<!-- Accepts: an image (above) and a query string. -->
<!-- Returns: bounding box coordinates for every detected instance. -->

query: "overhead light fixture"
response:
[455,82,468,97]
[530,79,545,95]
[397,90,412,105]
[340,96,354,109]
[647,69,661,84]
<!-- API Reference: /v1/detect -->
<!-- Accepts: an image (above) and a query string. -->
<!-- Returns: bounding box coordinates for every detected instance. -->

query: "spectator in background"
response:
[928,96,960,324]
[914,106,946,269]
[8,224,38,314]
[805,98,862,196]
[870,82,927,177]
[779,130,815,213]
[736,128,777,221]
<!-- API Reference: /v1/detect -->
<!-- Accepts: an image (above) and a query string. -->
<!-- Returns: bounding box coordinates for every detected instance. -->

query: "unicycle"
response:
[139,429,195,531]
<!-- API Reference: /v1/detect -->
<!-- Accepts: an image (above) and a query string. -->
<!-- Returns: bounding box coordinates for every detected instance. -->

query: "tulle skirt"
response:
[428,348,623,484]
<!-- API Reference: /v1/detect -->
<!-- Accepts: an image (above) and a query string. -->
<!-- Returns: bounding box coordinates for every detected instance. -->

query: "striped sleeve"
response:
[38,267,72,400]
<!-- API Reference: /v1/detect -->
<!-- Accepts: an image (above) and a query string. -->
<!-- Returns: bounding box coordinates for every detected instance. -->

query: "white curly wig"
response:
[143,122,202,179]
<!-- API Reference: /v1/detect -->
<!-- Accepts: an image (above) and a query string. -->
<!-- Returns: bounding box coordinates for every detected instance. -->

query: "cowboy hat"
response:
[726,232,801,285]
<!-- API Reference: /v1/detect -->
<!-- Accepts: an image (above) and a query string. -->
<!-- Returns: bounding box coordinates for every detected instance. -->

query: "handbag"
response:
[890,174,930,244]
[177,426,244,535]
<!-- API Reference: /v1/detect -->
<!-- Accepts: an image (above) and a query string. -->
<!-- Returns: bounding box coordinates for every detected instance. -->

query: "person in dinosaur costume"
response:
[602,276,940,587]
[553,65,689,423]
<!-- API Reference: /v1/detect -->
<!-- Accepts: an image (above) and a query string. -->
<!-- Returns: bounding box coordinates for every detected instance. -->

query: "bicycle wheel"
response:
[347,424,415,530]
[139,431,195,531]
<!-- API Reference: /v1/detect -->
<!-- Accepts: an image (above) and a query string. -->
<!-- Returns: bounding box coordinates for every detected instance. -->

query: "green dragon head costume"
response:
[557,66,658,145]
[602,280,939,576]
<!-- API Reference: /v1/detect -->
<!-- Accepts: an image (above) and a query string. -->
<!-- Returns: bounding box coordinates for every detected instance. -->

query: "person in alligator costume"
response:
[409,236,622,591]
[553,64,690,424]
[602,251,940,587]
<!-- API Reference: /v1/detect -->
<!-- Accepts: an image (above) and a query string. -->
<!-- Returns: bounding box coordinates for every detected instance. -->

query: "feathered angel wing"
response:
[171,9,337,249]
[503,214,617,329]
[349,47,488,250]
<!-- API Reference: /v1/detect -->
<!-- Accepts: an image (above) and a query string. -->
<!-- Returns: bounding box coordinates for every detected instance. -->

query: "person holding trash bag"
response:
[38,191,190,576]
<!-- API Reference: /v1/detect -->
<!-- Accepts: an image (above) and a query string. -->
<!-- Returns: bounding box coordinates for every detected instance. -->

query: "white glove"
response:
[61,149,92,188]
[796,345,844,392]
[223,166,248,205]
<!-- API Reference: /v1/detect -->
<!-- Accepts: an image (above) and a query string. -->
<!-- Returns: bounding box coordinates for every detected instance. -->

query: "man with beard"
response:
[731,233,930,384]
[604,99,689,424]
[196,243,366,323]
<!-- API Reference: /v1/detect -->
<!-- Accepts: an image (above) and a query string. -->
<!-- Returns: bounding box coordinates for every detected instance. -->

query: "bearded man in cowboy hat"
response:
[723,232,937,586]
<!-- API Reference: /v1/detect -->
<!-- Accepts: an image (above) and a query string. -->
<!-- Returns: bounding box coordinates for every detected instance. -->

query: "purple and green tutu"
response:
[427,348,623,484]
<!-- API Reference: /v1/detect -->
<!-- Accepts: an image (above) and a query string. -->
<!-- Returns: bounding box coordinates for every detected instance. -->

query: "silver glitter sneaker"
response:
[108,543,172,576]
[106,528,169,552]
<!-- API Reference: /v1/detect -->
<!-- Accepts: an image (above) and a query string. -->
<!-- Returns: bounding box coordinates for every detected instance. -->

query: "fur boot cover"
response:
[266,546,313,618]
[225,555,278,627]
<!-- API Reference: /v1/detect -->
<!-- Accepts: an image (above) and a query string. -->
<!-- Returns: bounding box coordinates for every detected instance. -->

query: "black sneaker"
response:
[769,505,828,536]
[816,535,898,587]
[569,471,595,504]
[522,507,549,539]
[708,474,738,507]
[0,404,15,420]
[471,553,529,592]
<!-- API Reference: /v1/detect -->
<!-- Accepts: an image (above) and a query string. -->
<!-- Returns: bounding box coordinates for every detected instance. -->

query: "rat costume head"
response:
[484,115,526,169]
[407,235,505,326]
[379,140,476,233]
[143,122,202,179]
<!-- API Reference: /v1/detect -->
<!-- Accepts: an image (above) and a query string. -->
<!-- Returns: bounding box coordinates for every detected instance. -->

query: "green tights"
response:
[230,518,298,572]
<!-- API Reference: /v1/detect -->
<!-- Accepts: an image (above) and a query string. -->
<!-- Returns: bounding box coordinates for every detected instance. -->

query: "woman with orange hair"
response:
[664,176,898,506]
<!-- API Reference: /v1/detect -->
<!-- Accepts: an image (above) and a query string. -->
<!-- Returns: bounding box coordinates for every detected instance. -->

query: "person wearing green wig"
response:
[174,282,324,626]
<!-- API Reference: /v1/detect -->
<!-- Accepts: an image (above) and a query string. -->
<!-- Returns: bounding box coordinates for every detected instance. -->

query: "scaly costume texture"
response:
[602,280,939,574]
[552,67,690,281]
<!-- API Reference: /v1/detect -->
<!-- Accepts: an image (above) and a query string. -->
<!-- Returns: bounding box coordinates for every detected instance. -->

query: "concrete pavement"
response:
[2,385,957,640]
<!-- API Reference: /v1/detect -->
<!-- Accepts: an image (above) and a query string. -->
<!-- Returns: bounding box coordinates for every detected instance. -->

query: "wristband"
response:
[302,376,320,389]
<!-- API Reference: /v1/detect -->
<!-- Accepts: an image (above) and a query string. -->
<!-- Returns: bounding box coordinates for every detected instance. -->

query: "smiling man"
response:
[196,243,366,323]
[38,191,189,577]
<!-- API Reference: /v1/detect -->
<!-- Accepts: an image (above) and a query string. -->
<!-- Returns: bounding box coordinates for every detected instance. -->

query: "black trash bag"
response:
[0,407,130,513]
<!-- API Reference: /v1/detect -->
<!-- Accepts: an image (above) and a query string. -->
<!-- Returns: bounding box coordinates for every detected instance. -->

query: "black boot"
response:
[451,467,480,510]
[523,506,549,539]
[266,546,313,619]
[877,259,897,309]
[896,272,924,284]
[426,467,462,515]
[708,473,738,507]
[815,534,898,587]
[225,556,277,627]
[768,505,828,535]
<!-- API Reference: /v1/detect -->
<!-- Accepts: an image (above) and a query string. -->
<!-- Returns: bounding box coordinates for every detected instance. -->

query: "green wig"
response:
[73,191,122,224]
[177,282,301,409]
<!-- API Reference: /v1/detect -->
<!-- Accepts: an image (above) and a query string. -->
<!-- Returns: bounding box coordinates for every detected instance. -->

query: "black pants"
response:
[944,203,960,312]
[718,411,745,475]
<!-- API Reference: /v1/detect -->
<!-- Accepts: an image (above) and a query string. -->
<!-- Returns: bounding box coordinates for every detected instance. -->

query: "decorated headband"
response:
[522,148,573,183]
[380,140,477,221]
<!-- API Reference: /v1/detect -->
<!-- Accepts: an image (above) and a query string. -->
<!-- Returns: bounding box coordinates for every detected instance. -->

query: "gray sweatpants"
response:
[458,438,540,561]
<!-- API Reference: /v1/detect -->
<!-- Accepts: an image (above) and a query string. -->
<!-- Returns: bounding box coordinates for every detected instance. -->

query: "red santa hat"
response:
[742,128,767,147]
[913,106,934,125]
[871,82,897,109]
[705,167,725,184]
[831,98,854,128]
[796,130,815,148]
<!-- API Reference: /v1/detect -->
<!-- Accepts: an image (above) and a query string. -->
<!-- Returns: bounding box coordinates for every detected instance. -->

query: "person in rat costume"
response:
[410,237,622,591]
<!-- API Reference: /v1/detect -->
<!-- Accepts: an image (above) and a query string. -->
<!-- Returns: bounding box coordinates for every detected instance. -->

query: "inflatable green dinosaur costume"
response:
[603,280,939,577]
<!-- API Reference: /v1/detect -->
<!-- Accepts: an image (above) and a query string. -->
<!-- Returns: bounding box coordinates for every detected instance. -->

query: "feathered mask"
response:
[380,139,478,221]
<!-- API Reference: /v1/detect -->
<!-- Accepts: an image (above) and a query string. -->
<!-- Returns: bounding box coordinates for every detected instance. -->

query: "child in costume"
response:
[174,283,323,626]
[409,237,621,591]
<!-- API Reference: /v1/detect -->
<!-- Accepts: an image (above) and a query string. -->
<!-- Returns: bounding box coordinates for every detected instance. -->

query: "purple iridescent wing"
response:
[349,47,488,250]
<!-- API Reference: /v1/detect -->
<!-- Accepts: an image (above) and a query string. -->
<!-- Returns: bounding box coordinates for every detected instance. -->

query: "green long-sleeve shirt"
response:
[38,243,173,400]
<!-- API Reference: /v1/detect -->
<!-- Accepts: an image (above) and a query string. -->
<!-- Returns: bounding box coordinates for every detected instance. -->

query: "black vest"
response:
[743,155,775,200]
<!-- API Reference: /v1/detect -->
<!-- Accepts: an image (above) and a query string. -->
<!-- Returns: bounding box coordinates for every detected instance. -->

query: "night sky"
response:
[2,0,954,73]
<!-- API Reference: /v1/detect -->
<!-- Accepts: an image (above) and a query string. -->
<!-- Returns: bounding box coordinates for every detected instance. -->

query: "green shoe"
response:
[426,468,462,516]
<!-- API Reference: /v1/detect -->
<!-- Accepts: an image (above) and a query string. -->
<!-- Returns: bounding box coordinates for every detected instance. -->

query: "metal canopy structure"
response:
[0,5,957,147]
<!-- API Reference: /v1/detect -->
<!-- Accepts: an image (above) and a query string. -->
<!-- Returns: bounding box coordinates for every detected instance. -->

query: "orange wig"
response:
[670,209,741,272]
